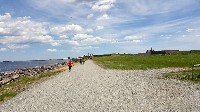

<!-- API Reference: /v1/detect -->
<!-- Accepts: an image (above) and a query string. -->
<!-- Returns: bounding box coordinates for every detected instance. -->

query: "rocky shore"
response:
[0,62,67,86]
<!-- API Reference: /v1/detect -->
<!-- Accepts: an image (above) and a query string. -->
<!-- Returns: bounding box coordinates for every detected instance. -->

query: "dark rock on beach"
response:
[0,62,67,86]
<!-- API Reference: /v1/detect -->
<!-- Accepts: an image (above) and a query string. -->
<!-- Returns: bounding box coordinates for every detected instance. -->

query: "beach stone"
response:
[0,78,12,85]
[0,62,67,86]
[11,74,20,80]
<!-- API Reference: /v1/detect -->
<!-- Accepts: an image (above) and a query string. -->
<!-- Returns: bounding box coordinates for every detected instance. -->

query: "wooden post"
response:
[192,64,200,79]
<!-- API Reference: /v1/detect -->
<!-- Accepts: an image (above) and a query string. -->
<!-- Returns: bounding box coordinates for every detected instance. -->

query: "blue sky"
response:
[0,0,200,61]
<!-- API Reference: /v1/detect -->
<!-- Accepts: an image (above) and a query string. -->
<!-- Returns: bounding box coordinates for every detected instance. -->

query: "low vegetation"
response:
[0,67,67,103]
[163,68,200,84]
[93,53,200,84]
[93,54,200,70]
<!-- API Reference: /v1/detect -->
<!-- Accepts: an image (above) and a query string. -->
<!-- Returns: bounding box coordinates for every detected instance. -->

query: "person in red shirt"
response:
[67,60,73,72]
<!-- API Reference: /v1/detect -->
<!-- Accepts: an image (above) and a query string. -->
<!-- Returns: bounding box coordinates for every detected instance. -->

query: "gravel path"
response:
[0,60,200,112]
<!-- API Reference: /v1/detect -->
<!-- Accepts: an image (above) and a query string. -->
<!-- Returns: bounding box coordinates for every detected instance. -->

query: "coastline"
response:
[0,59,69,73]
[0,62,67,86]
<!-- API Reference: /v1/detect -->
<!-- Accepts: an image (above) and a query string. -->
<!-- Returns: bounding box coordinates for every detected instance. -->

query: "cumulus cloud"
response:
[47,49,58,52]
[47,49,65,52]
[72,46,99,52]
[97,26,104,30]
[0,13,11,21]
[96,14,110,21]
[124,0,199,15]
[59,35,68,39]
[73,34,108,44]
[0,27,10,34]
[186,28,196,32]
[63,40,80,46]
[124,36,142,40]
[72,33,110,44]
[0,13,58,47]
[50,24,84,34]
[0,48,7,52]
[73,34,93,40]
[92,0,116,11]
[86,28,93,33]
[50,24,93,36]
[8,44,30,50]
[123,35,143,43]
[176,26,200,44]
[87,14,94,19]
[132,40,142,43]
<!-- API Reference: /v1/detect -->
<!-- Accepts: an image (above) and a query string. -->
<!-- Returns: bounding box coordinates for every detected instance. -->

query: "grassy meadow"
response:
[93,54,200,70]
[93,53,200,84]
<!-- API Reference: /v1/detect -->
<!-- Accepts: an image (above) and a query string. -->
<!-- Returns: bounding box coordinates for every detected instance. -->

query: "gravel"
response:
[0,60,200,112]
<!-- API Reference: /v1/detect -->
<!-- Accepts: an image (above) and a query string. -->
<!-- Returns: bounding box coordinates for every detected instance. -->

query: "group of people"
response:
[67,58,85,72]
[79,59,85,65]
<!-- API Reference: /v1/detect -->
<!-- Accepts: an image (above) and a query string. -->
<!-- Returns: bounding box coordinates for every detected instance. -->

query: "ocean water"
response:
[0,60,68,73]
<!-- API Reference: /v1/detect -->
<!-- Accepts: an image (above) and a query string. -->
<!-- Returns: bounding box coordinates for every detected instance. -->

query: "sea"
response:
[0,60,69,73]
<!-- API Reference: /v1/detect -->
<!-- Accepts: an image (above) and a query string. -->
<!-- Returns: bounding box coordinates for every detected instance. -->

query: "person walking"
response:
[80,59,83,64]
[67,60,73,72]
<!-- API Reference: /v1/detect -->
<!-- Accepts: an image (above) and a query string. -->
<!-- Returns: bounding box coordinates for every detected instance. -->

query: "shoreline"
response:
[0,62,67,86]
[0,59,69,73]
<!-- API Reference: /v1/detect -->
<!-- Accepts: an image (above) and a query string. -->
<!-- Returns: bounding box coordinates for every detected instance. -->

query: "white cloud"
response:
[97,26,104,30]
[0,27,10,34]
[176,27,200,44]
[132,40,142,43]
[73,33,110,44]
[50,24,93,36]
[59,35,68,39]
[124,36,142,40]
[124,0,199,16]
[87,14,94,19]
[117,35,144,43]
[8,44,30,50]
[92,0,116,11]
[72,46,99,52]
[63,40,80,46]
[47,49,58,52]
[86,28,93,33]
[0,48,7,52]
[186,28,196,32]
[0,13,58,47]
[73,34,93,40]
[0,13,11,21]
[50,24,84,34]
[97,14,110,21]
[47,48,65,52]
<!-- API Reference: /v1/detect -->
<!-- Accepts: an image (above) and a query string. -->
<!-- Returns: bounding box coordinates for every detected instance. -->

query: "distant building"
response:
[146,48,179,55]
[162,50,179,55]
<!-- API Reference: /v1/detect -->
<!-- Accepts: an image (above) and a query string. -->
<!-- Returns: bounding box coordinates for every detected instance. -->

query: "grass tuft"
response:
[163,69,200,84]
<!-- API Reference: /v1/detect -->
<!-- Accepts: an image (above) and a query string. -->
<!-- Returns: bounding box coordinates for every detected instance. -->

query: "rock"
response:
[11,74,20,80]
[0,78,12,86]
[0,62,66,85]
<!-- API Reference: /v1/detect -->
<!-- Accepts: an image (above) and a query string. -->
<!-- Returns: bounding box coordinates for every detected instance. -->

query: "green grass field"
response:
[93,54,200,84]
[93,54,200,70]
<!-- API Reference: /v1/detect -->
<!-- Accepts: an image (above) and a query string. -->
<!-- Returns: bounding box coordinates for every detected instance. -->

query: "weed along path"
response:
[0,60,200,111]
